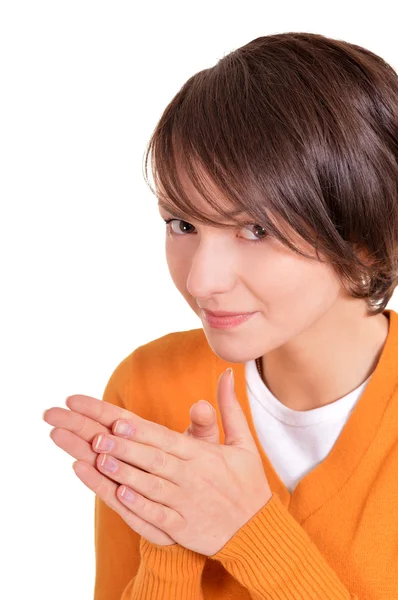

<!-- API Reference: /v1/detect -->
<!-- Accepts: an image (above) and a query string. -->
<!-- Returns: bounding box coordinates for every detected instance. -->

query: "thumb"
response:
[218,368,257,451]
[182,400,220,444]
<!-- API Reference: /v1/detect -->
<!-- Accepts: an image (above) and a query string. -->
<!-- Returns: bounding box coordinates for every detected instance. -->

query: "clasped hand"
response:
[43,368,273,557]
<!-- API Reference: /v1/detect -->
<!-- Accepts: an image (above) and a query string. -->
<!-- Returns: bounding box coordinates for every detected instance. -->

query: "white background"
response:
[1,1,397,598]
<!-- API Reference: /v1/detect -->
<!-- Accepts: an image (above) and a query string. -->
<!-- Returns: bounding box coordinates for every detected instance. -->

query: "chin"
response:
[201,324,264,364]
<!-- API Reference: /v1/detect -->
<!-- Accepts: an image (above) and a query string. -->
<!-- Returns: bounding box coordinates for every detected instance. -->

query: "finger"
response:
[217,369,257,451]
[66,395,200,460]
[186,401,220,444]
[95,451,182,509]
[66,395,195,460]
[44,407,110,443]
[50,427,105,465]
[65,395,139,430]
[117,482,183,539]
[190,401,215,424]
[72,461,175,545]
[92,433,184,486]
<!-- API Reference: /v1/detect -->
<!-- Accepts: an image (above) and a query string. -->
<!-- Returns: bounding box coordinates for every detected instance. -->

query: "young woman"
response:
[43,32,398,599]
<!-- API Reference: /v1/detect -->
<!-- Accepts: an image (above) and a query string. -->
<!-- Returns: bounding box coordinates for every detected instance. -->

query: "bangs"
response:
[144,71,325,262]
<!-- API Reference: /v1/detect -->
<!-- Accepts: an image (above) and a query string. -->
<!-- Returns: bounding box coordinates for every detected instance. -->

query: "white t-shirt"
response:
[245,360,373,493]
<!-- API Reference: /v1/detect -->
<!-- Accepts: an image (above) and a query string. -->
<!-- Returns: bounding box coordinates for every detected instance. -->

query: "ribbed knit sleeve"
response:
[94,348,207,600]
[121,539,206,599]
[209,494,359,599]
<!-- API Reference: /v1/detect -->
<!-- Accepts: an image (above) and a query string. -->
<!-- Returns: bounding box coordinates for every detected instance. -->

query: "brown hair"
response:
[143,32,398,315]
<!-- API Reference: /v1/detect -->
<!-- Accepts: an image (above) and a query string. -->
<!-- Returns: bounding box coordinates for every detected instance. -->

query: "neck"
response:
[260,304,390,411]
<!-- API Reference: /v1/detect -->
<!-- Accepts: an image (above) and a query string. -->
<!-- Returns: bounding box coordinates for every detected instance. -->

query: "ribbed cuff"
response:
[131,537,206,599]
[209,494,353,599]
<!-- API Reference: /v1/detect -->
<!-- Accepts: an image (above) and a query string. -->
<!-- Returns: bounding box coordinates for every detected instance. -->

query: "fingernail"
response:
[120,486,135,502]
[100,455,118,472]
[198,400,214,413]
[226,368,234,389]
[94,434,114,452]
[114,421,133,436]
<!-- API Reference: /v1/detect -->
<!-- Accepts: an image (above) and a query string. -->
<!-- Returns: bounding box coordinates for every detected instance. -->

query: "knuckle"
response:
[149,475,165,498]
[75,414,87,436]
[141,497,168,525]
[151,450,167,473]
[154,504,169,525]
[161,427,178,452]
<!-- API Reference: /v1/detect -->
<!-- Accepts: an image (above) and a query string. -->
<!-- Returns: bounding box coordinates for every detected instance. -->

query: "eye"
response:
[163,218,268,243]
[163,218,196,235]
[239,223,268,242]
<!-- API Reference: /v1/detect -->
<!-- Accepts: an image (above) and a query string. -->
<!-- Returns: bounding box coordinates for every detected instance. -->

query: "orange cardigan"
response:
[94,308,398,599]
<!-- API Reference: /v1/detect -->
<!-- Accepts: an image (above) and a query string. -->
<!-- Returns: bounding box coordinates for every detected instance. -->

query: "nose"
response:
[186,237,237,300]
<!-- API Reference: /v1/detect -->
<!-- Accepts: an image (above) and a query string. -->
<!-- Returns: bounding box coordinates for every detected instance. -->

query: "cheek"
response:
[251,252,341,308]
[166,245,186,287]
[248,257,343,350]
[165,245,198,307]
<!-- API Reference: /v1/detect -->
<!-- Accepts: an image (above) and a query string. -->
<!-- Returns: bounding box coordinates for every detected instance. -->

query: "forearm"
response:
[210,494,358,599]
[123,538,207,600]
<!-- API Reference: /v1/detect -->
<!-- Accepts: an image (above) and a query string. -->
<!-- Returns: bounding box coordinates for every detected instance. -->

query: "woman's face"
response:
[158,167,350,364]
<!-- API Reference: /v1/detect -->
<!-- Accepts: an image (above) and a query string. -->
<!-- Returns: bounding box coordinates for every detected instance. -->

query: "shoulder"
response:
[103,328,217,429]
[113,327,211,380]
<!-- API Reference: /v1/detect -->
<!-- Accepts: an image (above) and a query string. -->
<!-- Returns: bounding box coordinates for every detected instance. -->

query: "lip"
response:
[202,309,256,317]
[202,310,257,329]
